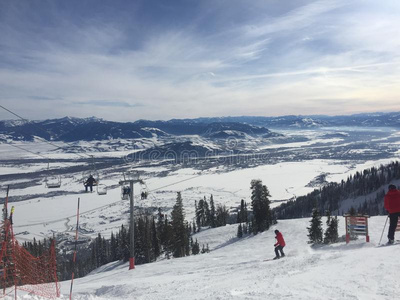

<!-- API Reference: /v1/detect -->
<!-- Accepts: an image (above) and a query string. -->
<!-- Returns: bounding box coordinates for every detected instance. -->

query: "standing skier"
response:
[384,184,400,244]
[273,229,286,259]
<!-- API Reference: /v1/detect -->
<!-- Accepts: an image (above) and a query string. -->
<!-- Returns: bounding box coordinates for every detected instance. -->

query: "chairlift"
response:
[45,177,62,189]
[121,186,131,200]
[140,182,148,200]
[97,184,107,195]
[82,155,100,191]
[44,162,62,189]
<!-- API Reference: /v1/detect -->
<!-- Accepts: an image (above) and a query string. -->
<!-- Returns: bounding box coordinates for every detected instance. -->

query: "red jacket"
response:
[384,189,400,214]
[274,232,286,247]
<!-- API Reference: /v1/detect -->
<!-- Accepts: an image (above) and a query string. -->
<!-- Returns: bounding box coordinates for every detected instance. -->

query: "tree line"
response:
[22,192,209,281]
[274,161,400,219]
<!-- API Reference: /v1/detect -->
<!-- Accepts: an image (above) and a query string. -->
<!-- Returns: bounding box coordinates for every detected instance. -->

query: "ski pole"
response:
[378,215,389,245]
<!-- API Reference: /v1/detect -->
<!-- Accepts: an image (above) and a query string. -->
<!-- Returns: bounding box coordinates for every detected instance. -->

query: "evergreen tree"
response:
[250,179,272,233]
[243,223,248,235]
[195,200,201,231]
[204,200,211,226]
[307,208,323,245]
[185,224,191,256]
[110,232,117,262]
[237,223,243,238]
[324,211,339,244]
[248,219,253,234]
[348,206,356,216]
[237,199,248,223]
[152,217,160,258]
[163,217,173,258]
[215,204,229,226]
[191,238,200,255]
[171,192,188,258]
[192,219,197,234]
[209,195,216,228]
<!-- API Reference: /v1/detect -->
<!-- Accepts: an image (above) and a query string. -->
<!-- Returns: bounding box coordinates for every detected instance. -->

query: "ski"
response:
[377,242,400,247]
[263,256,286,261]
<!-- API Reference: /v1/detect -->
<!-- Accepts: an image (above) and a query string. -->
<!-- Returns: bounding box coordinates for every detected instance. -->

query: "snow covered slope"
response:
[18,216,399,300]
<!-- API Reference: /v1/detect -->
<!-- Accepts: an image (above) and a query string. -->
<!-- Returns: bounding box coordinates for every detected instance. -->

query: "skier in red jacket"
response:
[273,229,286,260]
[384,184,400,244]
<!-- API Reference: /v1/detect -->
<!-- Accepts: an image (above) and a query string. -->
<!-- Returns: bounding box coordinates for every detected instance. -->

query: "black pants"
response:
[388,212,400,241]
[275,245,285,257]
[85,184,93,192]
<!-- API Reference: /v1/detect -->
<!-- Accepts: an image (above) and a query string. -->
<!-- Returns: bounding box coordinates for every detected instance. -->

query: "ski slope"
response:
[19,216,399,300]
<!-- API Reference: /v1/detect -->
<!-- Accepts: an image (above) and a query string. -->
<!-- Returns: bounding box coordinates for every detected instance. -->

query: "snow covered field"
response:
[15,216,400,300]
[7,157,397,242]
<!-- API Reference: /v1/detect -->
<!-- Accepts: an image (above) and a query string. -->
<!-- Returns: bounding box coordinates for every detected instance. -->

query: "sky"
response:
[0,0,400,122]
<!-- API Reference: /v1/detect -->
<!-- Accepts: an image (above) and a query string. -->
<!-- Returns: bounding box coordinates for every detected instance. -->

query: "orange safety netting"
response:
[0,220,60,299]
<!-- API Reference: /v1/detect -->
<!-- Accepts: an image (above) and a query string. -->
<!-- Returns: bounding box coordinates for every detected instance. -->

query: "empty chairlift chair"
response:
[44,162,62,188]
[45,176,62,188]
[97,184,107,195]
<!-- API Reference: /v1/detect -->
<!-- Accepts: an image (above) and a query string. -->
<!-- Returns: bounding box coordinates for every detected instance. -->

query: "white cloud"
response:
[0,0,400,121]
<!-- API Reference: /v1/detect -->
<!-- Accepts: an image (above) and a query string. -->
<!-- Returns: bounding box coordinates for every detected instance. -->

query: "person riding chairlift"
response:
[84,175,97,193]
[123,186,131,196]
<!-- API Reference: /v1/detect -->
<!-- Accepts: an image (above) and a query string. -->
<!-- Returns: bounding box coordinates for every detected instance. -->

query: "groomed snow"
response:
[14,216,399,299]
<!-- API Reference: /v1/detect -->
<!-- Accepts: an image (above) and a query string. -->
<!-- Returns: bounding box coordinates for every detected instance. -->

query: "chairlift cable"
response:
[1,105,205,193]
[4,141,58,161]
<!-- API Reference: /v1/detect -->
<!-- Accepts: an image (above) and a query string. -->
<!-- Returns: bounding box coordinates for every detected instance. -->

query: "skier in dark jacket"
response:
[384,184,400,244]
[273,229,286,259]
[84,175,97,192]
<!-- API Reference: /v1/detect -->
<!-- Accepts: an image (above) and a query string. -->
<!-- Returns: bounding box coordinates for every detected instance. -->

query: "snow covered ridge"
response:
[18,216,399,300]
[0,118,273,142]
[2,112,400,142]
[184,112,400,128]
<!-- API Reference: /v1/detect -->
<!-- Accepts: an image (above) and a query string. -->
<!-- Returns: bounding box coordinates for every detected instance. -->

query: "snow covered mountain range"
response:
[1,112,400,142]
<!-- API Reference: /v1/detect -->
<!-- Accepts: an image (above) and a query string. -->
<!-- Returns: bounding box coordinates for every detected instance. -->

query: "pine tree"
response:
[323,210,331,244]
[307,208,323,245]
[195,200,201,231]
[163,217,173,258]
[250,179,272,233]
[324,212,339,244]
[243,223,248,235]
[192,219,197,234]
[204,200,210,226]
[215,204,229,226]
[191,238,200,255]
[238,199,248,223]
[237,223,243,238]
[209,195,216,228]
[348,206,356,216]
[152,217,160,258]
[171,192,187,258]
[248,219,253,234]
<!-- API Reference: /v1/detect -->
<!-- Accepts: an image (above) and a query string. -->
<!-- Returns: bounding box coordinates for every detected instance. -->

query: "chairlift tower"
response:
[119,172,142,270]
